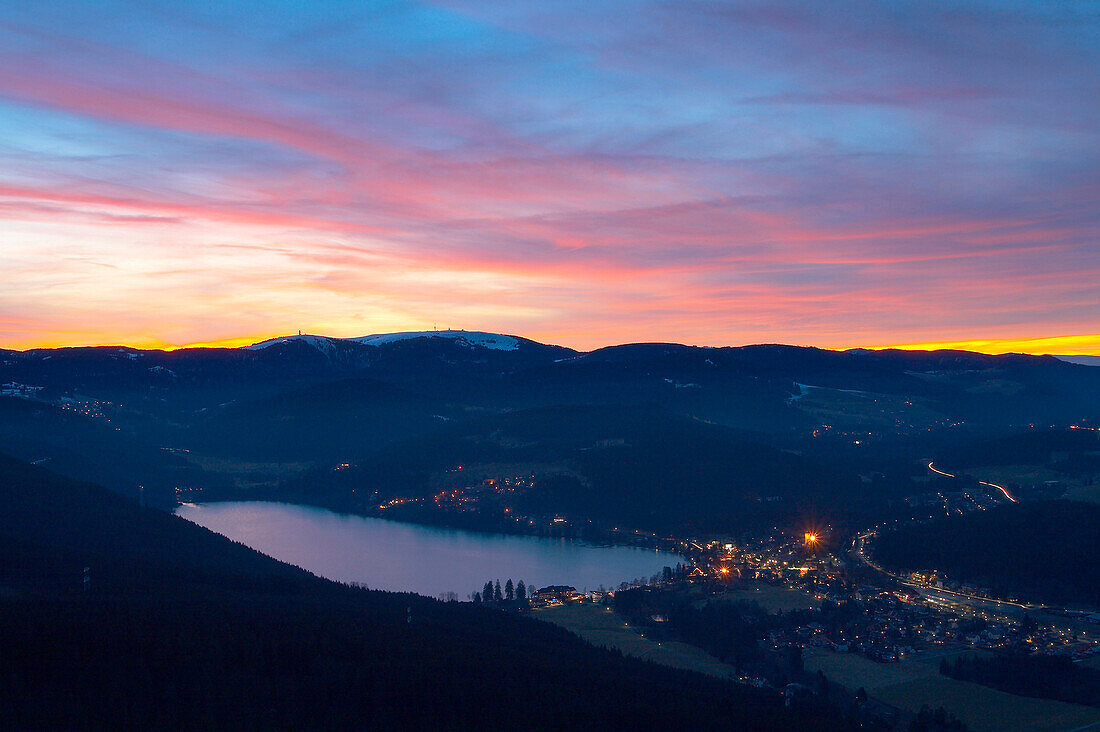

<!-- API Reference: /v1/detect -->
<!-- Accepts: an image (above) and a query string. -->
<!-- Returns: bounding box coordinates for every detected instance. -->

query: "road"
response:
[928,461,1017,503]
[852,529,1035,615]
[842,462,1022,613]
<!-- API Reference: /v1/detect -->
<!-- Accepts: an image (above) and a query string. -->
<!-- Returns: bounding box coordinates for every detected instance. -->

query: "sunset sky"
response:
[1,1,1097,353]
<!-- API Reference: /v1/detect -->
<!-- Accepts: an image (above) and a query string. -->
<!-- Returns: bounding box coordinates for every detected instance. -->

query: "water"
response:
[175,501,681,598]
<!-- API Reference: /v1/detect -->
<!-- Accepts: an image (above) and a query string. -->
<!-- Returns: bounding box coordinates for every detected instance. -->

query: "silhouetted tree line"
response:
[472,578,527,606]
[615,586,772,671]
[614,588,891,678]
[907,706,967,731]
[939,653,1100,707]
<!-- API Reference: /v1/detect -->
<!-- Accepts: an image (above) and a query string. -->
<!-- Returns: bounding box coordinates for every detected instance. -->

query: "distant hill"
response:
[1055,355,1100,367]
[0,451,309,595]
[936,428,1100,473]
[3,336,1098,435]
[0,396,210,508]
[0,453,845,729]
[269,404,871,535]
[190,377,461,460]
[3,332,1100,537]
[871,500,1100,607]
[247,329,540,352]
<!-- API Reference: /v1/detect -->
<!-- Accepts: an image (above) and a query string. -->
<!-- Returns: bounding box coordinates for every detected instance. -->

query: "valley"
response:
[3,330,1100,730]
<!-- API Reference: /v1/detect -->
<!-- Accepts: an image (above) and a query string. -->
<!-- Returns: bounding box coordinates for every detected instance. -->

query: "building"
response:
[535,585,581,603]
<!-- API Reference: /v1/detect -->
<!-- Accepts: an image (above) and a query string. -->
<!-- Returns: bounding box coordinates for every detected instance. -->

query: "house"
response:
[535,585,580,603]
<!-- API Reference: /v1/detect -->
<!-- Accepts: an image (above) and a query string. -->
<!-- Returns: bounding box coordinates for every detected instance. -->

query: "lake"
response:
[175,501,681,598]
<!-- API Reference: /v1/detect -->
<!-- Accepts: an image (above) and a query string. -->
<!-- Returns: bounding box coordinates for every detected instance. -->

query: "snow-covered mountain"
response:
[246,334,343,353]
[246,330,521,352]
[350,330,520,351]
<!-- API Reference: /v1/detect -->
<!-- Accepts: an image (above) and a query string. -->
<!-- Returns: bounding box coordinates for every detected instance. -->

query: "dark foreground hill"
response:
[0,395,206,508]
[0,454,850,730]
[871,500,1100,608]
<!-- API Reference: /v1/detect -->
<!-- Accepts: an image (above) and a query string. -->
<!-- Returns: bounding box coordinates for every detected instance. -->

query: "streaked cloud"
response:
[0,0,1097,353]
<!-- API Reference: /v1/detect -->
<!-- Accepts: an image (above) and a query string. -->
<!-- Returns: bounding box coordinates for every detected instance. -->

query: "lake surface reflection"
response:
[176,502,680,598]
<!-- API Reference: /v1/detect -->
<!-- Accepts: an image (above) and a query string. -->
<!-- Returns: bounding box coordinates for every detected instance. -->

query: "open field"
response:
[874,676,1099,732]
[711,582,820,613]
[542,604,1100,730]
[186,455,314,480]
[806,648,1100,732]
[534,603,738,679]
[805,647,939,689]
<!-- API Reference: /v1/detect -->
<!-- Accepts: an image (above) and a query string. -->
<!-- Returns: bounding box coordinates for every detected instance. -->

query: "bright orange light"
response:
[804,532,818,544]
[719,567,730,574]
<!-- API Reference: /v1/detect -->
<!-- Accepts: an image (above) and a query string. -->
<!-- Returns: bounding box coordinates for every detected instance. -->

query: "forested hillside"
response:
[872,500,1100,607]
[0,453,849,729]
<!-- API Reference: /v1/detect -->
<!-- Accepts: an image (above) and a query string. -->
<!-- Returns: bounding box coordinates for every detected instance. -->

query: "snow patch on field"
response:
[786,382,813,404]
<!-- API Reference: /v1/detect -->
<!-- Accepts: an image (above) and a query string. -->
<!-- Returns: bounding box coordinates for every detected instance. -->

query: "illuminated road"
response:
[851,529,1035,615]
[928,461,1017,503]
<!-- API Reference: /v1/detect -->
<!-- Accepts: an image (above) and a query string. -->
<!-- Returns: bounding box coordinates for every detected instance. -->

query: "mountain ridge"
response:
[4,328,1096,360]
[246,329,540,353]
[2,330,1098,533]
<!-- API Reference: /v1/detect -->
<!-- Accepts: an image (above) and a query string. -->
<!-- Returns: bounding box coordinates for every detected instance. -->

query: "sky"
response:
[0,1,1097,354]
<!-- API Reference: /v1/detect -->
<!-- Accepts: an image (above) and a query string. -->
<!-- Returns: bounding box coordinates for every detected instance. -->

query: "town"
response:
[469,512,1099,728]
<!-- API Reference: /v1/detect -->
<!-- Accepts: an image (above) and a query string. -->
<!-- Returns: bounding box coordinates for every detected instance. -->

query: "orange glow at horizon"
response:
[1,4,1097,361]
[847,334,1100,357]
[4,330,1097,356]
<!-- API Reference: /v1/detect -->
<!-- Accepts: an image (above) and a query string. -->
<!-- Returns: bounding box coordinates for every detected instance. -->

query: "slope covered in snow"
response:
[245,334,341,353]
[247,330,523,353]
[350,330,520,351]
